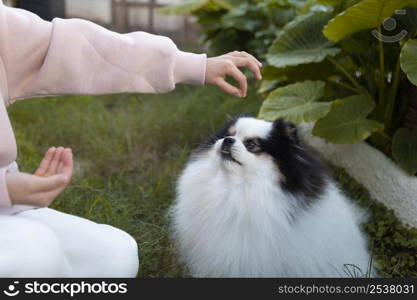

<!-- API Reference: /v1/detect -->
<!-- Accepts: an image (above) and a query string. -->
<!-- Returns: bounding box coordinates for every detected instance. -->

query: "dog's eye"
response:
[244,139,261,153]
[245,139,256,148]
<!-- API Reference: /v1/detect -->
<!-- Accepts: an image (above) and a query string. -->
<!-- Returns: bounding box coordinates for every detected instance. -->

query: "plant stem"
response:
[327,57,368,95]
[384,55,402,133]
[375,130,392,141]
[327,79,360,94]
[378,25,386,108]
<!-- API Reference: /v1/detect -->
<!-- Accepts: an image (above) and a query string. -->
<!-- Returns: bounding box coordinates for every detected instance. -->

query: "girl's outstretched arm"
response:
[0,1,207,102]
[0,2,262,103]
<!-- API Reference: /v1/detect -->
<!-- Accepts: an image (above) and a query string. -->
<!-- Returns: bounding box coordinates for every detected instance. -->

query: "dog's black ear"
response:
[273,119,299,143]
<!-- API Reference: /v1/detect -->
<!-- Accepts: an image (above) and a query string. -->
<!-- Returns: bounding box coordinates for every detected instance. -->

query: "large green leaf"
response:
[258,80,282,94]
[400,39,417,86]
[262,65,288,80]
[267,12,340,68]
[323,0,417,42]
[313,95,384,144]
[317,0,360,7]
[213,0,235,9]
[158,0,233,14]
[158,0,209,14]
[262,60,336,82]
[392,128,417,175]
[258,80,331,123]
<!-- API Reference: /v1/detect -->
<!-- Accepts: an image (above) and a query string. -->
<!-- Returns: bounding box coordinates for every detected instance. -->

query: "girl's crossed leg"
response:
[0,208,139,277]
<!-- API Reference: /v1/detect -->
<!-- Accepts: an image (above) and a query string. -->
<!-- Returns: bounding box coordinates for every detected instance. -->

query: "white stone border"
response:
[299,123,417,228]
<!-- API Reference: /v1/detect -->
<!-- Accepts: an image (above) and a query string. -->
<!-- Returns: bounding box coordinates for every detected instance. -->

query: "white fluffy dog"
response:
[171,116,373,277]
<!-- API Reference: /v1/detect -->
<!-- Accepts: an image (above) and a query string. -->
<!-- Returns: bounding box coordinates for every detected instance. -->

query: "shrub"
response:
[163,0,417,175]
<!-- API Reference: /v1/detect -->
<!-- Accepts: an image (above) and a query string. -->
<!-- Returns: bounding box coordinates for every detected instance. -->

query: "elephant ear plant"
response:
[159,0,304,58]
[259,0,417,175]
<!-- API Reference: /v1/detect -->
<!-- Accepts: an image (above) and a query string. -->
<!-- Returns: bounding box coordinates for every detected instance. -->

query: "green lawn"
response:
[8,84,417,277]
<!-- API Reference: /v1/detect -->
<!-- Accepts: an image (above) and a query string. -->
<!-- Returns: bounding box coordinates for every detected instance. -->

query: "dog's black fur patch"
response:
[260,119,329,206]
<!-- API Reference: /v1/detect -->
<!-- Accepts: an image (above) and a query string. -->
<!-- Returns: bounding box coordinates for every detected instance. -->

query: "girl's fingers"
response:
[226,64,247,97]
[57,148,71,173]
[35,147,56,176]
[60,148,73,179]
[57,162,64,174]
[37,149,72,204]
[31,148,72,204]
[229,56,262,81]
[47,147,64,175]
[230,51,262,67]
[216,78,242,98]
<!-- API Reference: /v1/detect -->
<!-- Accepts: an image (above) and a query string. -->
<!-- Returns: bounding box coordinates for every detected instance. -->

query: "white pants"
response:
[0,208,139,277]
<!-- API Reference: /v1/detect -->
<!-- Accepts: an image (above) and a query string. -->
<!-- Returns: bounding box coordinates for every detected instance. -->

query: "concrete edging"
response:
[299,123,417,228]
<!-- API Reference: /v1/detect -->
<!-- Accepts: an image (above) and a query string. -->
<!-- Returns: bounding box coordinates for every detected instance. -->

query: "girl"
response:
[0,1,262,277]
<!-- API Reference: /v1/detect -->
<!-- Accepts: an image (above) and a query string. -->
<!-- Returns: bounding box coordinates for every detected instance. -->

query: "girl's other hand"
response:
[205,51,262,98]
[6,147,73,207]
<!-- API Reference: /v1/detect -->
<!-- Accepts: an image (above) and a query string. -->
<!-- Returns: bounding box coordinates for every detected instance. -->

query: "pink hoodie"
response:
[0,1,206,213]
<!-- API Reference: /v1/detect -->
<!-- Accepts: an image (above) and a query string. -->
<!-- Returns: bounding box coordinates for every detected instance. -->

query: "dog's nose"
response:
[223,137,235,145]
[221,137,235,152]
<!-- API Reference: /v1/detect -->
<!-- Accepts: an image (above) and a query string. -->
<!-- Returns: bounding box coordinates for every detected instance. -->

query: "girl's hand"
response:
[205,51,263,98]
[6,147,73,207]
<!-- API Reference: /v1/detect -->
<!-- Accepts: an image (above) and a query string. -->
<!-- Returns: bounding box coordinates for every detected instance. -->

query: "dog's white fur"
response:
[171,118,372,277]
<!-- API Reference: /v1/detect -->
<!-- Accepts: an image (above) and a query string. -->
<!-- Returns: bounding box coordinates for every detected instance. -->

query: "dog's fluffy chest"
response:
[173,181,292,277]
[172,164,371,277]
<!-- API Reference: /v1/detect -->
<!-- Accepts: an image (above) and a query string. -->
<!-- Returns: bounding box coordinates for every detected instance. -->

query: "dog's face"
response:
[195,116,328,200]
[215,117,282,172]
[201,116,298,174]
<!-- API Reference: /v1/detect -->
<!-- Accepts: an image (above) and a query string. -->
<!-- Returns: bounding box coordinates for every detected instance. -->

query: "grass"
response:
[8,84,262,277]
[8,83,417,277]
[333,166,417,278]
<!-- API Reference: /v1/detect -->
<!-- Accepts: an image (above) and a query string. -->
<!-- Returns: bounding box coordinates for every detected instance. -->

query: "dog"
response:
[171,115,373,277]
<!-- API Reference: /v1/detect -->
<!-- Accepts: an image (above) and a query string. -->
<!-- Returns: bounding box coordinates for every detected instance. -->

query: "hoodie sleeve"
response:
[0,2,207,102]
[0,167,11,207]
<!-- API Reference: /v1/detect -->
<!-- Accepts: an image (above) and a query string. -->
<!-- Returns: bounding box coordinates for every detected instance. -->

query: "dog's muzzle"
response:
[220,137,242,165]
[221,137,235,155]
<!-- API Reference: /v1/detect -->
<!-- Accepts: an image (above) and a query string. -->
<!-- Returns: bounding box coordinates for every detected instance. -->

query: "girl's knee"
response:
[0,217,69,277]
[96,225,139,278]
